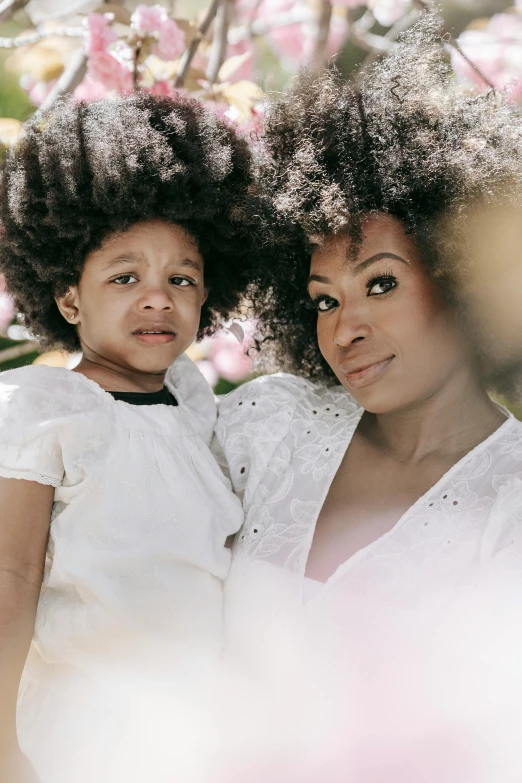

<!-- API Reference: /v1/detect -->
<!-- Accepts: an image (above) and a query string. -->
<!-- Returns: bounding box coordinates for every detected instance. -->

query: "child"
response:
[0,93,253,783]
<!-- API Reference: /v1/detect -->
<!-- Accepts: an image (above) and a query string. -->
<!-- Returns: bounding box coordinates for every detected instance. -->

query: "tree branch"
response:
[362,8,419,68]
[0,26,83,49]
[411,0,495,90]
[175,0,220,88]
[36,47,87,115]
[206,0,234,85]
[0,0,29,25]
[0,342,38,365]
[309,0,332,72]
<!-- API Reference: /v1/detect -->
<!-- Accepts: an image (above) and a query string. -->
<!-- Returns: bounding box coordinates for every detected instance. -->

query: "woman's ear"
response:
[55,287,80,325]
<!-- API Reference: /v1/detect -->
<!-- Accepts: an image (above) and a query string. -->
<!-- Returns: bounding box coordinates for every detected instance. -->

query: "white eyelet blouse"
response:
[213,372,522,781]
[0,354,243,782]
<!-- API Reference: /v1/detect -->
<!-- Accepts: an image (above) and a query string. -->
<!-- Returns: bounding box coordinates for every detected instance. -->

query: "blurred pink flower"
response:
[196,360,219,388]
[147,81,190,99]
[226,40,254,81]
[453,13,522,100]
[74,75,110,101]
[84,14,133,93]
[369,0,410,27]
[200,326,255,384]
[0,291,14,333]
[268,22,307,61]
[84,12,117,57]
[131,5,185,61]
[20,76,56,106]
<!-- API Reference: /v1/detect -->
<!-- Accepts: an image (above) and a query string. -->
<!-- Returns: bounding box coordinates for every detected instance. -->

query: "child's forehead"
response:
[94,220,201,256]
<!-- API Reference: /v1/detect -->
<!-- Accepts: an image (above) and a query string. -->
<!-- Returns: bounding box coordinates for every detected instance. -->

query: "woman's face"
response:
[308,214,473,414]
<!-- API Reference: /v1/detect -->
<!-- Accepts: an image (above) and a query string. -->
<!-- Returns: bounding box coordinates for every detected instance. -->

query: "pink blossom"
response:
[21,76,56,106]
[84,13,117,58]
[268,22,307,61]
[200,327,254,383]
[86,51,133,93]
[73,75,110,101]
[83,13,133,93]
[369,0,410,27]
[453,13,522,101]
[131,5,185,61]
[225,40,254,82]
[0,291,14,333]
[196,360,219,388]
[147,81,189,100]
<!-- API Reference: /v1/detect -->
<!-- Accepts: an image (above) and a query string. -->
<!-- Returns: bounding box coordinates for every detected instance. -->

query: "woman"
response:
[214,17,522,781]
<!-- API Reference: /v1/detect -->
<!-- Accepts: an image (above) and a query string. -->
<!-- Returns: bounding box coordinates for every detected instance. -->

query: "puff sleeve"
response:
[0,366,65,487]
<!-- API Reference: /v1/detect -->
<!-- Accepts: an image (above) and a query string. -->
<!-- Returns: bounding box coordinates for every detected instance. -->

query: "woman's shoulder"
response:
[218,370,360,424]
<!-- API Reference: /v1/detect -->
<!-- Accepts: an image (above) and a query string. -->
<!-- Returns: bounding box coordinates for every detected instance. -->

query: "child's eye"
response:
[170,276,193,287]
[112,274,138,285]
[313,295,338,313]
[367,274,398,296]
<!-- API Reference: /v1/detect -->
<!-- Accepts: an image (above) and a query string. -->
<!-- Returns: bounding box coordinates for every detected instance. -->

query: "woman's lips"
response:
[340,356,394,389]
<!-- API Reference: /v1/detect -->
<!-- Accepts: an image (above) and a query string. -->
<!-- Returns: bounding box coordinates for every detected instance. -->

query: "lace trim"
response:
[0,466,61,487]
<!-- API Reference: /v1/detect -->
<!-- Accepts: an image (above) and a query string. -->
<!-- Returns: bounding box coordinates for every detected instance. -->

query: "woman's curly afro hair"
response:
[253,13,522,397]
[0,91,257,351]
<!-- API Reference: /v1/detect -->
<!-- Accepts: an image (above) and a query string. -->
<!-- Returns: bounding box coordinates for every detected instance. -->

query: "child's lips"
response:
[133,326,176,345]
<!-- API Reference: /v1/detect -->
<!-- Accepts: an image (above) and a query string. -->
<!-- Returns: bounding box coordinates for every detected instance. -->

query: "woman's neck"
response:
[359,369,506,465]
[73,355,167,393]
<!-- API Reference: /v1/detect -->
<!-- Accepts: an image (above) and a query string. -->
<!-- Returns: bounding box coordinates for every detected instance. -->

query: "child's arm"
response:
[0,477,54,783]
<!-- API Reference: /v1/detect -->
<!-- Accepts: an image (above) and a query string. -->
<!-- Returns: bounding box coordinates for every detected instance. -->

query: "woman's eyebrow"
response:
[354,252,408,274]
[308,252,407,284]
[308,273,331,284]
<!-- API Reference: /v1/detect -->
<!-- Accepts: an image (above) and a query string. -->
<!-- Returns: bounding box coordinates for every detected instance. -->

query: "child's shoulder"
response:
[0,364,107,423]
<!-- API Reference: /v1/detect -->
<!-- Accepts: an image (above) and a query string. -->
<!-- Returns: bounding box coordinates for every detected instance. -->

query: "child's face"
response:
[58,220,207,374]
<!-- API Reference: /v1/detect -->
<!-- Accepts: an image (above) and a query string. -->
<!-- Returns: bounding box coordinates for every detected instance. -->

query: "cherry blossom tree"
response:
[1,0,521,380]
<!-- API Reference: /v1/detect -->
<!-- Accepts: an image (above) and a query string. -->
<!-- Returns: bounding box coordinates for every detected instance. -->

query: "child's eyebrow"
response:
[178,258,203,273]
[102,254,203,272]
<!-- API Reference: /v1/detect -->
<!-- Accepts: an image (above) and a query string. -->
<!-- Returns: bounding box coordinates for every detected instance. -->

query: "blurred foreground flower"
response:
[453,12,522,99]
[0,275,15,333]
[186,321,256,390]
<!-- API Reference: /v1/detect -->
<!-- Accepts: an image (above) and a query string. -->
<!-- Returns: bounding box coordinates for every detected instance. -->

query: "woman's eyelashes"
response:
[312,294,339,312]
[366,271,398,296]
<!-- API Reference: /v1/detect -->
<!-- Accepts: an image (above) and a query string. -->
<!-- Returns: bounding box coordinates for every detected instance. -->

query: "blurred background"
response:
[1,0,521,403]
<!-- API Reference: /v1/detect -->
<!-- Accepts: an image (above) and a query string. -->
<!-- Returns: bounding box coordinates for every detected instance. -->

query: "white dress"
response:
[214,372,522,783]
[0,354,243,783]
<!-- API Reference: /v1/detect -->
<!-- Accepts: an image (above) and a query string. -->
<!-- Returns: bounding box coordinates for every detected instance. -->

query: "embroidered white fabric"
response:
[213,373,522,781]
[0,354,243,783]
[214,371,522,608]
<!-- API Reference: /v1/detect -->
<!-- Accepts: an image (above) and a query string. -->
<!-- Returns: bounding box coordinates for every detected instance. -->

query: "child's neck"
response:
[73,356,167,394]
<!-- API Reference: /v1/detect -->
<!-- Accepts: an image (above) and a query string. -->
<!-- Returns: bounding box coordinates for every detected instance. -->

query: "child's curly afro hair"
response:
[252,13,522,397]
[0,91,257,351]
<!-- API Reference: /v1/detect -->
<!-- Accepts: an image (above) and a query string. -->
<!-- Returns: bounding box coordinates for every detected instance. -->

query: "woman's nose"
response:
[332,307,371,347]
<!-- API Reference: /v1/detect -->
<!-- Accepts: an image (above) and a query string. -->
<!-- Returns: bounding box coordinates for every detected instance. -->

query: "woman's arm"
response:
[0,477,53,783]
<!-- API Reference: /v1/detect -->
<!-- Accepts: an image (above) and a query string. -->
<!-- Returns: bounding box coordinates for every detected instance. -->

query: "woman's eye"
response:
[314,296,338,312]
[170,276,192,287]
[112,274,138,285]
[367,276,398,296]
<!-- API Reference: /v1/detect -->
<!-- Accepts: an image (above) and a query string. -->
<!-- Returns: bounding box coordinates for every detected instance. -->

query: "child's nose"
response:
[139,287,174,311]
